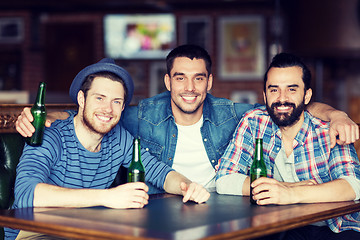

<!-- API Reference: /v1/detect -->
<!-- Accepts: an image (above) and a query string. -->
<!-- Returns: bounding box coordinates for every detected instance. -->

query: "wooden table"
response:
[0,193,360,240]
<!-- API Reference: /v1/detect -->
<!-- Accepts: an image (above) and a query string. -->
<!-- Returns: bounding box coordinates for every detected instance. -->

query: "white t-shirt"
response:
[172,116,216,192]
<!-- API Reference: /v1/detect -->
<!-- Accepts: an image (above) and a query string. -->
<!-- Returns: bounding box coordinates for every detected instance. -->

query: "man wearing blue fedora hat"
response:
[15,45,360,195]
[5,58,210,239]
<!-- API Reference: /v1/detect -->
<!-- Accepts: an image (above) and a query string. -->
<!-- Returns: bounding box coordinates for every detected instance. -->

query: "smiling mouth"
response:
[181,95,197,103]
[96,114,112,122]
[275,105,292,112]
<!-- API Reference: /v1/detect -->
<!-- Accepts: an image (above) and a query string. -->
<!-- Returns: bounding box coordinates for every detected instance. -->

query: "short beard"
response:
[266,99,306,127]
[83,111,106,135]
[173,101,202,114]
[82,102,114,135]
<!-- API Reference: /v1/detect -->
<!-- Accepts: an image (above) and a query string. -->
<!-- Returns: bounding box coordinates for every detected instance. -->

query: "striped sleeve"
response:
[14,128,62,208]
[117,126,173,190]
[141,149,173,189]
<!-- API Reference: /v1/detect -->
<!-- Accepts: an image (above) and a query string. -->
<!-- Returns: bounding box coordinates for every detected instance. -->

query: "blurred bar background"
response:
[0,0,359,125]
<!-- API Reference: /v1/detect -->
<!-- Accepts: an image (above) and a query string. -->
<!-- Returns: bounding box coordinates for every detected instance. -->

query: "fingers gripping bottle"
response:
[26,82,47,146]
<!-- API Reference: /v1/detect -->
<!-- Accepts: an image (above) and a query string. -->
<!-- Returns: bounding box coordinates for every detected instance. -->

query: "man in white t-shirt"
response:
[173,116,216,191]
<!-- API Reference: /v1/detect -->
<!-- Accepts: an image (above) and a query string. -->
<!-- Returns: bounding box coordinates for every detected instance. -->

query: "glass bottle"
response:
[127,138,145,182]
[26,82,47,146]
[250,138,267,204]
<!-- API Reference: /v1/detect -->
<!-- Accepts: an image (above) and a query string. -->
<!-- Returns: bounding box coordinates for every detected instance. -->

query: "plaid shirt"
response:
[216,106,360,233]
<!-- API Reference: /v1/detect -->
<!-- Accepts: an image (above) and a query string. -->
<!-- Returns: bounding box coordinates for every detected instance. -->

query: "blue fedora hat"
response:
[69,58,134,106]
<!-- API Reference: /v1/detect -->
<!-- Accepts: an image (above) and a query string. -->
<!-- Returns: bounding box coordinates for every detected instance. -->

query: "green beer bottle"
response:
[250,138,267,204]
[26,82,47,146]
[127,138,145,182]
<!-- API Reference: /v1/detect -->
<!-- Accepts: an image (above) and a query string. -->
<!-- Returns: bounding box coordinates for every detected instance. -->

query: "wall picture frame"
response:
[180,15,212,52]
[230,90,258,104]
[217,16,265,80]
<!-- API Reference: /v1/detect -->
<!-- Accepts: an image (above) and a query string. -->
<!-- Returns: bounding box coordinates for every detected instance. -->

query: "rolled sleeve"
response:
[327,144,360,194]
[216,173,248,195]
[340,176,360,200]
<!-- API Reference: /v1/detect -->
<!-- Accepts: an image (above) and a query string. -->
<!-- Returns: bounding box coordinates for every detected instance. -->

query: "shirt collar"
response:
[270,110,311,147]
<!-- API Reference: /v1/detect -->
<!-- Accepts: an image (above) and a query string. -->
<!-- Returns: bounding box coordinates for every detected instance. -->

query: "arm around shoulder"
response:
[121,105,140,136]
[234,102,256,120]
[16,107,72,137]
[307,102,359,146]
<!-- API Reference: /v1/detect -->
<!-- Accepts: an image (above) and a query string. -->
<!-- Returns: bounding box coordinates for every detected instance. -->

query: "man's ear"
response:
[77,90,85,108]
[164,74,171,91]
[304,88,312,105]
[207,74,213,92]
[263,91,267,104]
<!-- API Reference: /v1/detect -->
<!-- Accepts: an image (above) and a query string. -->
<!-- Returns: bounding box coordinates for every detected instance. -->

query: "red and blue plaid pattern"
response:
[216,106,360,233]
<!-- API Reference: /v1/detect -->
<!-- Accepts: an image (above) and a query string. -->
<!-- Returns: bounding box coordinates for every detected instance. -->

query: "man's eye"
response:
[114,100,122,105]
[270,89,277,92]
[195,77,204,81]
[289,88,296,92]
[176,77,184,81]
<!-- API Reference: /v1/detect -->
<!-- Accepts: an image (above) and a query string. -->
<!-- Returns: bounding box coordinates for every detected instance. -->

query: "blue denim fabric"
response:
[122,91,254,193]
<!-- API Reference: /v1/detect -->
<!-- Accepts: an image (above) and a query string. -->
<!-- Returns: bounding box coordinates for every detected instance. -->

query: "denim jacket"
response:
[121,91,254,193]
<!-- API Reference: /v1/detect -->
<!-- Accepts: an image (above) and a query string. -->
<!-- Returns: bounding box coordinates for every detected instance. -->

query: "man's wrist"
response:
[291,186,305,204]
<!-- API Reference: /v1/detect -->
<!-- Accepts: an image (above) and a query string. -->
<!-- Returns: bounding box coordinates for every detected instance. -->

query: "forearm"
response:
[47,111,70,122]
[307,102,347,122]
[163,171,191,195]
[283,179,317,187]
[34,183,106,207]
[292,179,356,203]
[163,171,210,203]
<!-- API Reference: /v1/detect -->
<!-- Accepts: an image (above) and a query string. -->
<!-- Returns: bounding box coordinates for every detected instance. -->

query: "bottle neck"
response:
[255,139,263,161]
[35,82,46,106]
[133,139,140,162]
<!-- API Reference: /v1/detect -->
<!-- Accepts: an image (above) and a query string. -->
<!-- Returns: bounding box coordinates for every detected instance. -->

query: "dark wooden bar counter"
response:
[0,193,359,240]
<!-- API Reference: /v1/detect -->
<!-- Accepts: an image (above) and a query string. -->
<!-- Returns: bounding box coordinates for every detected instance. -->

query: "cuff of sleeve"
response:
[340,176,360,200]
[216,173,247,195]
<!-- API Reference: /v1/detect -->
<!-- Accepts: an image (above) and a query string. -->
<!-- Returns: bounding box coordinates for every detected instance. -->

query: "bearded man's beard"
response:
[266,99,306,127]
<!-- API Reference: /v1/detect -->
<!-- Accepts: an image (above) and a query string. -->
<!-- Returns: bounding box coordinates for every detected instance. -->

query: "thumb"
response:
[180,182,188,193]
[45,120,52,128]
[329,128,337,148]
[181,182,192,203]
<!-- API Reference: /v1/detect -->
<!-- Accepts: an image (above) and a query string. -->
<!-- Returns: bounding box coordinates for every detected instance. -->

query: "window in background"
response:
[0,17,23,43]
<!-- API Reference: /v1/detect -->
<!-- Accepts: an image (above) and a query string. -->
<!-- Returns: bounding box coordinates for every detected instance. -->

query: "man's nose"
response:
[278,90,288,102]
[102,101,113,112]
[185,79,195,92]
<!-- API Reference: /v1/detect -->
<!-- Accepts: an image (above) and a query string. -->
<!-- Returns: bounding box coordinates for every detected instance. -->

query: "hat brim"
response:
[69,59,134,107]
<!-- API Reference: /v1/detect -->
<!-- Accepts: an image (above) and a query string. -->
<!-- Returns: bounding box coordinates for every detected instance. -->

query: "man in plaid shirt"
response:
[216,53,360,240]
